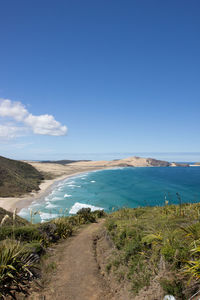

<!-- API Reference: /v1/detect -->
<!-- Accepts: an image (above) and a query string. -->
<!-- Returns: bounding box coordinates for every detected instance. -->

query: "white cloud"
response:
[25,114,67,136]
[0,98,67,138]
[0,99,28,121]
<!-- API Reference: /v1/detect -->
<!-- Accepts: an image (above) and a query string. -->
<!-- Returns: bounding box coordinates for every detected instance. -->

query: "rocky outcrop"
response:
[170,162,190,167]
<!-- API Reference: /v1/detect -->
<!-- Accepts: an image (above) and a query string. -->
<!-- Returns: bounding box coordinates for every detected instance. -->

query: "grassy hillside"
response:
[105,204,200,299]
[0,156,44,197]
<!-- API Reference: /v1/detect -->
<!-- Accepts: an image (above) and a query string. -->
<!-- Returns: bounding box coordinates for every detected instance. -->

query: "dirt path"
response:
[30,220,115,300]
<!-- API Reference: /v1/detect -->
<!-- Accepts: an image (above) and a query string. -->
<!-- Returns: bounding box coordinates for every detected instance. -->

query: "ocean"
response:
[19,166,200,223]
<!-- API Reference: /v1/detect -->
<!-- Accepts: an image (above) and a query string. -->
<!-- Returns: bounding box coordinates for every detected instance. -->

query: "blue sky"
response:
[0,0,200,161]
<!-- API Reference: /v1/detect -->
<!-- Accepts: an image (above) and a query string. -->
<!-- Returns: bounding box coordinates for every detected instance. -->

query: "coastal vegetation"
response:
[1,203,200,298]
[0,207,105,299]
[105,203,200,299]
[0,156,44,197]
[0,152,200,299]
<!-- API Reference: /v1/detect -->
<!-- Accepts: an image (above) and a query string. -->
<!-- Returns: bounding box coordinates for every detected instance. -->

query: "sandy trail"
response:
[30,220,115,300]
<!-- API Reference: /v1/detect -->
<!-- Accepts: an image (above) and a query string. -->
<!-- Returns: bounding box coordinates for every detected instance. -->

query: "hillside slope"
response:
[0,156,44,197]
[103,205,200,299]
[0,206,29,226]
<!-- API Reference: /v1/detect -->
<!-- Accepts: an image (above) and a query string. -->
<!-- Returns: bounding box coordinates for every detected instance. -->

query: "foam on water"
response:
[46,202,58,209]
[39,212,59,222]
[64,194,72,198]
[51,196,64,201]
[69,202,103,214]
[57,187,64,191]
[18,166,200,223]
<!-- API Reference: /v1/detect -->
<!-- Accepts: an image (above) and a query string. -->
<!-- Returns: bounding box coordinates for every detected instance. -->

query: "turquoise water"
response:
[19,167,200,223]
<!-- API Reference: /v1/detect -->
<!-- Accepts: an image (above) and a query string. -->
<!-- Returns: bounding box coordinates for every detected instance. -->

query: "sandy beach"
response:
[0,174,72,212]
[0,163,113,212]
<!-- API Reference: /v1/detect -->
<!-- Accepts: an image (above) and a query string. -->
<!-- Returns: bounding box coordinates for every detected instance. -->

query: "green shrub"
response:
[53,218,73,239]
[23,240,45,256]
[77,208,96,223]
[39,222,59,244]
[0,239,37,298]
[93,210,106,218]
[67,215,80,226]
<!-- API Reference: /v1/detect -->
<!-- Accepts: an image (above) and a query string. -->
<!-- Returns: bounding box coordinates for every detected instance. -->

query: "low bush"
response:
[52,217,73,239]
[23,240,45,256]
[93,210,106,218]
[77,208,96,223]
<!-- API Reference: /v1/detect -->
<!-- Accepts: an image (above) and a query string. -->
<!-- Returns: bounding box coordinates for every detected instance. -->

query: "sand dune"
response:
[29,156,170,177]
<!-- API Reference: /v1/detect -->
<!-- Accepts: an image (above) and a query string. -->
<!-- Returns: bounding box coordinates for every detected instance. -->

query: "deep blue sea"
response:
[19,167,200,223]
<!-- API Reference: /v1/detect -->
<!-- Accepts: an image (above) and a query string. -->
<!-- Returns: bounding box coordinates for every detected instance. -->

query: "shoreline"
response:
[0,155,196,214]
[0,166,112,213]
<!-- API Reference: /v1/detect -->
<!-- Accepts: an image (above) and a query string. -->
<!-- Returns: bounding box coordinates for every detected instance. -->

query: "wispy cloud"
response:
[0,98,68,139]
[0,124,26,140]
